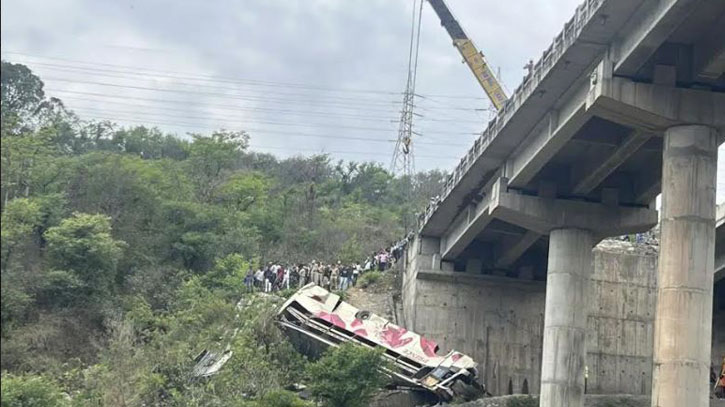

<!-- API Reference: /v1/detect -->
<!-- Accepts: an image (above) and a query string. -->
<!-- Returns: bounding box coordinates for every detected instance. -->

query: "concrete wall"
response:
[585,243,658,395]
[401,238,725,396]
[403,236,544,395]
[401,236,432,331]
[411,271,545,396]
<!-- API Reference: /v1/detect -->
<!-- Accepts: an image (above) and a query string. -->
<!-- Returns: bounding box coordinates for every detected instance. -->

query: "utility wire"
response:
[74,111,469,147]
[42,76,404,108]
[46,88,400,115]
[3,50,491,100]
[54,92,487,124]
[250,145,461,160]
[41,75,484,113]
[77,112,475,144]
[70,105,477,136]
[31,63,403,103]
[79,113,461,159]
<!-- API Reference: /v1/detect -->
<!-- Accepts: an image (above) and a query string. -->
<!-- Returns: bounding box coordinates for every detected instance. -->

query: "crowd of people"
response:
[242,234,414,293]
[417,194,442,230]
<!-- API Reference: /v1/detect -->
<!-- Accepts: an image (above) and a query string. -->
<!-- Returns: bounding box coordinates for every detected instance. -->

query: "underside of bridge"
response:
[404,0,725,406]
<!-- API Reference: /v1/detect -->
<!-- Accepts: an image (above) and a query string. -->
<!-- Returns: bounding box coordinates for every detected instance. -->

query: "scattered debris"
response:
[191,348,233,378]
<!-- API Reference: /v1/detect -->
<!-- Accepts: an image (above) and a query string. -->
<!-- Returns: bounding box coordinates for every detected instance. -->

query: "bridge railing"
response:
[419,0,604,231]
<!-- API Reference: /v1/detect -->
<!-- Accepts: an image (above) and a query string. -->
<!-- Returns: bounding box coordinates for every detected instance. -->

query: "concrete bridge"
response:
[406,0,724,406]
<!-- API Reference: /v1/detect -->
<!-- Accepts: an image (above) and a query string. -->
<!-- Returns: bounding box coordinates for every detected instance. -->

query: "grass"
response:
[358,271,383,288]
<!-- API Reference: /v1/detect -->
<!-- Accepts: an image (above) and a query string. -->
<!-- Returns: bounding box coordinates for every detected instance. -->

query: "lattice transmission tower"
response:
[390,0,424,180]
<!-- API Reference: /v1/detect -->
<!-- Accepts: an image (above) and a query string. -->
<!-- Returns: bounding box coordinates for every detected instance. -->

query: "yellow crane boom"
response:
[426,0,507,111]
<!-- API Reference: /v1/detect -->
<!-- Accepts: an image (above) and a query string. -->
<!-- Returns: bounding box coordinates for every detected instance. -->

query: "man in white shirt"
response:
[282,267,290,290]
[254,268,264,290]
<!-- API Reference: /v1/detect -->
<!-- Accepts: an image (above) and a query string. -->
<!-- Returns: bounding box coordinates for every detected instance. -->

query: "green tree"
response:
[201,253,249,294]
[1,197,43,268]
[218,171,271,211]
[111,125,189,160]
[0,127,60,207]
[0,60,447,406]
[1,60,45,134]
[306,344,389,407]
[186,129,249,202]
[79,318,165,407]
[0,373,67,407]
[44,213,126,301]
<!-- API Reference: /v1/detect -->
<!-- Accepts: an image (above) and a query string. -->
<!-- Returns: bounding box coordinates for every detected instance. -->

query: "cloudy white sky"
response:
[2,0,723,201]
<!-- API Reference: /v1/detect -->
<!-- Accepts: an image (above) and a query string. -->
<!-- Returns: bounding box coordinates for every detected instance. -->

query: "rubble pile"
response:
[597,229,659,256]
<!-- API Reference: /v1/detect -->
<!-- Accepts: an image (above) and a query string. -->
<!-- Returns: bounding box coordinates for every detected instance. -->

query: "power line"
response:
[31,62,488,112]
[60,96,401,123]
[54,92,487,125]
[42,76,405,109]
[70,105,477,136]
[4,51,407,96]
[3,50,492,101]
[77,113,472,147]
[248,145,461,160]
[1,51,482,163]
[78,113,461,160]
[30,63,403,103]
[46,88,400,115]
[42,75,484,113]
[73,105,397,132]
[47,87,488,127]
[75,112,468,147]
[7,53,492,117]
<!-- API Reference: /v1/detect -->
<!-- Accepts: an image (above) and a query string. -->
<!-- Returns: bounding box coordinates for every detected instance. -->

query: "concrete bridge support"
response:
[540,229,593,407]
[480,184,658,407]
[651,125,718,407]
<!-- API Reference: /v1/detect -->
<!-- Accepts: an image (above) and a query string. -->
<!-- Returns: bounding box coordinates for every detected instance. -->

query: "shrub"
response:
[332,289,348,301]
[358,271,382,288]
[256,390,313,407]
[0,373,68,407]
[305,343,389,407]
[508,395,538,407]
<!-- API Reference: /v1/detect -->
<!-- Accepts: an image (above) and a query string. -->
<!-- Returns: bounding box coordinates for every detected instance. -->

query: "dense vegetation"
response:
[0,60,445,405]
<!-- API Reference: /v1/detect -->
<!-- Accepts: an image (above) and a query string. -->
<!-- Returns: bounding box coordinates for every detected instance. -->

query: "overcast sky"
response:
[1,0,723,201]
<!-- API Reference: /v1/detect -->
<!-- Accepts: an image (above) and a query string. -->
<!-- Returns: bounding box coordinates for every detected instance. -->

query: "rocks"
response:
[596,234,659,256]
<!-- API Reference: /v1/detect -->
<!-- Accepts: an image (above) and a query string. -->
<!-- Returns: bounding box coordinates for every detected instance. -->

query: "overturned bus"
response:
[276,284,484,401]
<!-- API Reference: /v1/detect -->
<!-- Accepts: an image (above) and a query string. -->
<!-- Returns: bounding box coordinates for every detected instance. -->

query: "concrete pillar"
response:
[651,125,718,407]
[410,236,440,272]
[539,228,593,407]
